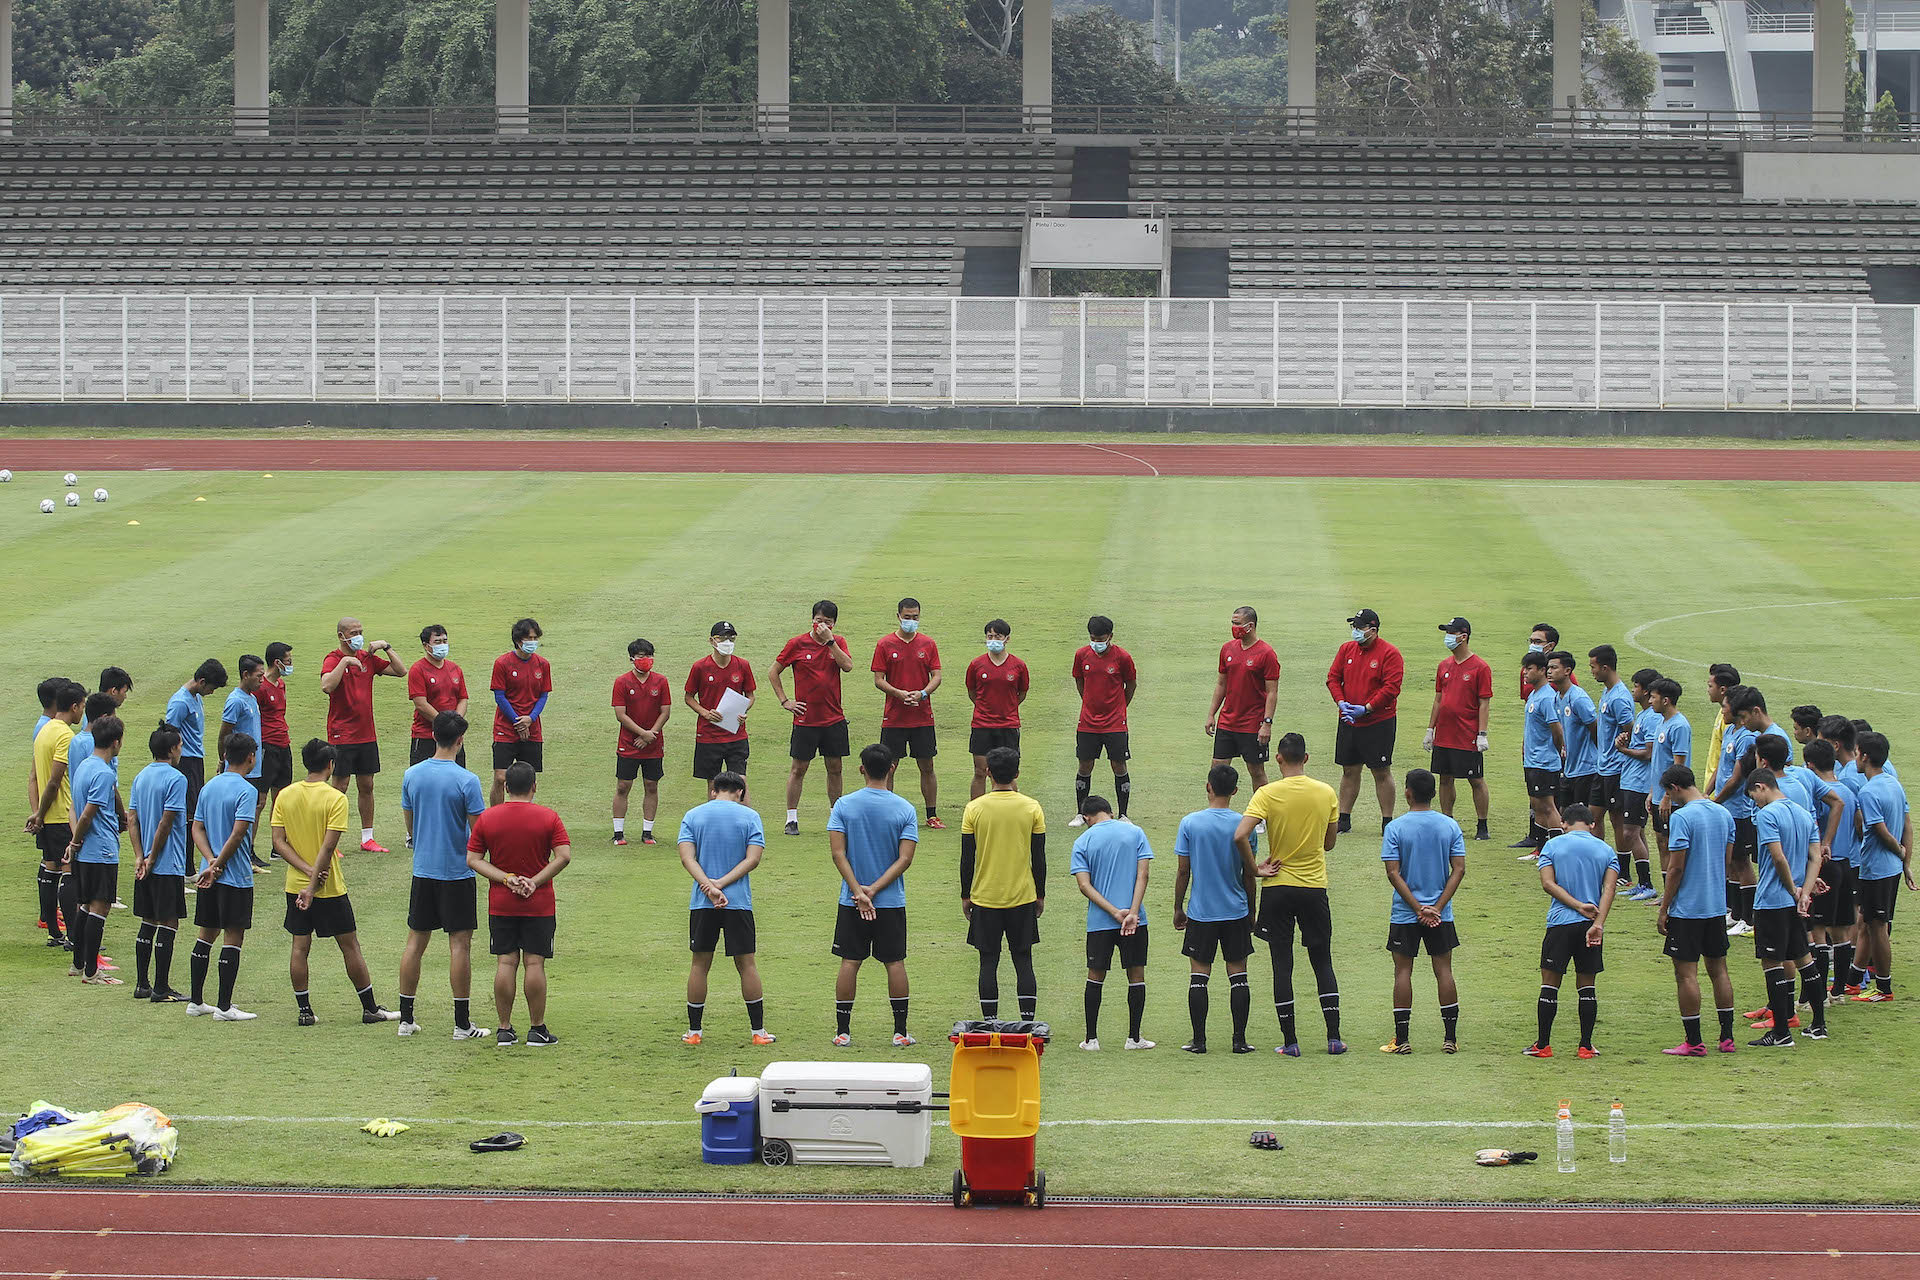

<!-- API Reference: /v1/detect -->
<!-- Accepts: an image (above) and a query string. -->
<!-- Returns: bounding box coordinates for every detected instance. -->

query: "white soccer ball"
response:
[0,470,11,482]
[63,473,78,488]
[39,498,56,514]
[93,488,109,503]
[64,492,81,507]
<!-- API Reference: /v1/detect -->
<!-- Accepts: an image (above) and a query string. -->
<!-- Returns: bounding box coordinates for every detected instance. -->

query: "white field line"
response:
[1624,596,1920,698]
[1080,444,1162,476]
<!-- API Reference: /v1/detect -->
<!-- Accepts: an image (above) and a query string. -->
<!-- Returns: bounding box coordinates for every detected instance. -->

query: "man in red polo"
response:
[612,638,672,847]
[965,619,1029,801]
[872,597,944,829]
[1327,608,1404,835]
[319,616,405,852]
[685,621,755,784]
[1207,605,1280,790]
[769,600,855,837]
[490,618,553,807]
[1070,614,1138,827]
[408,624,470,770]
[1423,617,1493,841]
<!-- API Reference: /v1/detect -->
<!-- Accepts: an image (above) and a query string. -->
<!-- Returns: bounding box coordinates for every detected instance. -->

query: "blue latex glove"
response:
[1338,701,1364,724]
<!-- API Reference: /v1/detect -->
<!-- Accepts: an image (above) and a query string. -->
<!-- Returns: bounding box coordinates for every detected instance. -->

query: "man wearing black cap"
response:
[685,623,756,784]
[1327,610,1403,833]
[1423,618,1492,841]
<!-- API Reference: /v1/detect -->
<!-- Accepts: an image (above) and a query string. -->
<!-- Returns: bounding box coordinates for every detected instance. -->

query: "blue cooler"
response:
[696,1075,760,1164]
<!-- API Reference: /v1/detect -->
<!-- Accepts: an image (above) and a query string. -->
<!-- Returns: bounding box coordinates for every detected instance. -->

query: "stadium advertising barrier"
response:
[0,295,1913,412]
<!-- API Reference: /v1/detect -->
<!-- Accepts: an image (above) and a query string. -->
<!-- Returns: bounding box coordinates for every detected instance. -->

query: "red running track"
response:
[3,1188,1917,1280]
[4,438,1920,480]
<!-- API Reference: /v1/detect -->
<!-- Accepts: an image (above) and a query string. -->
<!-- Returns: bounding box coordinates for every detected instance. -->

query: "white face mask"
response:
[429,642,449,660]
[899,618,920,635]
[985,638,1006,654]
[346,635,365,652]
[714,640,735,657]
[280,664,294,676]
[1351,628,1367,644]
[1444,634,1461,651]
[520,639,540,655]
[1090,640,1110,654]
[1528,643,1546,653]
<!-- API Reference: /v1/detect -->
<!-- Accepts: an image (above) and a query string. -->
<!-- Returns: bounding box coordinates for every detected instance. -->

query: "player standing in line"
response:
[273,739,401,1027]
[1326,609,1403,834]
[1518,653,1564,859]
[1743,770,1825,1046]
[1206,606,1280,791]
[27,678,66,846]
[466,761,571,1048]
[960,747,1047,1020]
[1071,795,1154,1051]
[1587,647,1641,894]
[1655,765,1738,1054]
[1549,652,1600,849]
[1647,678,1692,883]
[1379,768,1467,1054]
[29,684,85,947]
[1526,804,1618,1059]
[1790,705,1825,751]
[320,619,403,853]
[679,771,774,1046]
[128,728,189,1002]
[827,744,919,1047]
[1852,732,1911,1004]
[965,620,1029,802]
[1069,616,1138,828]
[1817,716,1868,998]
[408,625,470,769]
[770,601,855,836]
[489,619,552,808]
[1237,734,1343,1056]
[66,693,126,926]
[687,622,755,785]
[1614,669,1663,898]
[165,659,230,850]
[218,657,266,866]
[187,733,261,1021]
[1514,624,1570,848]
[1707,684,1758,936]
[1802,739,1857,1015]
[1699,665,1740,847]
[611,639,671,846]
[1422,618,1492,841]
[66,716,126,985]
[397,712,490,1040]
[872,599,944,828]
[1173,765,1257,1055]
[257,644,294,832]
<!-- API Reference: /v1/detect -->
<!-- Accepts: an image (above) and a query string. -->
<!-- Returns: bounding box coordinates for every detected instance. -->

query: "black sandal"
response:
[470,1132,526,1153]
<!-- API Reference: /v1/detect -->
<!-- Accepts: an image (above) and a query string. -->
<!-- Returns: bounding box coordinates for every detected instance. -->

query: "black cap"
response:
[1439,617,1471,634]
[1347,609,1381,628]
[709,621,738,638]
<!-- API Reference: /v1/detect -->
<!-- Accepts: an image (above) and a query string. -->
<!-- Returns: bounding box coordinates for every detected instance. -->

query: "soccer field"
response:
[6,462,1920,1202]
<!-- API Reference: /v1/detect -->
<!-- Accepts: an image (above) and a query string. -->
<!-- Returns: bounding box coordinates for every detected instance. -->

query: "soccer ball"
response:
[93,488,109,503]
[64,492,81,508]
[63,473,78,488]
[39,499,55,514]
[0,470,11,482]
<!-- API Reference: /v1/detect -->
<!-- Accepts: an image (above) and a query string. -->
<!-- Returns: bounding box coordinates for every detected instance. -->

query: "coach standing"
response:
[1326,609,1404,835]
[1423,618,1492,842]
[321,619,405,854]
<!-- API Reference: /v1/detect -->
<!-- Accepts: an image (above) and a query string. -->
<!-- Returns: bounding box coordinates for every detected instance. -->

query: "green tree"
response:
[1872,89,1902,140]
[13,0,162,94]
[1053,7,1189,103]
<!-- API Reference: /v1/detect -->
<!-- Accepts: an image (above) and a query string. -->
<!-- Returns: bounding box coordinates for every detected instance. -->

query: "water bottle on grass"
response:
[1556,1100,1575,1173]
[1609,1100,1627,1164]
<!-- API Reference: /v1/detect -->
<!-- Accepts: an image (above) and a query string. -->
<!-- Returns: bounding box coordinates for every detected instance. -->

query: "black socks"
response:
[215,944,240,1011]
[1084,979,1102,1041]
[1187,973,1209,1046]
[1440,1002,1459,1043]
[152,925,176,993]
[189,938,213,1005]
[1126,982,1145,1041]
[686,1000,704,1031]
[1577,989,1597,1050]
[1114,774,1131,817]
[399,993,416,1024]
[1011,950,1037,1021]
[37,866,61,939]
[1392,1006,1411,1046]
[1536,985,1559,1047]
[836,1000,854,1036]
[746,998,765,1032]
[891,996,910,1037]
[134,921,156,989]
[1228,972,1251,1046]
[453,997,470,1030]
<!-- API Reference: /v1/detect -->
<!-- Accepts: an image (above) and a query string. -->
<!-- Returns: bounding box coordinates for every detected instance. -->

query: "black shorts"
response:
[35,823,72,861]
[1087,926,1149,971]
[1558,774,1597,812]
[248,775,270,797]
[690,907,757,956]
[1813,862,1855,927]
[1652,804,1671,838]
[1731,817,1758,865]
[1540,921,1604,975]
[1387,919,1460,957]
[1589,774,1623,816]
[1662,914,1731,962]
[967,902,1040,955]
[490,914,556,958]
[283,892,358,938]
[880,726,938,760]
[1211,728,1269,766]
[616,755,665,782]
[332,741,379,778]
[193,883,254,932]
[692,739,750,780]
[832,903,907,963]
[791,721,850,762]
[1524,767,1562,798]
[72,860,119,906]
[1620,788,1650,827]
[1429,747,1483,780]
[1857,873,1901,923]
[260,744,294,792]
[1076,731,1130,764]
[1753,905,1810,962]
[178,756,205,819]
[492,740,544,773]
[133,872,187,921]
[411,738,466,769]
[406,876,478,935]
[969,727,1021,757]
[1181,916,1255,965]
[1255,885,1333,950]
[1334,718,1396,769]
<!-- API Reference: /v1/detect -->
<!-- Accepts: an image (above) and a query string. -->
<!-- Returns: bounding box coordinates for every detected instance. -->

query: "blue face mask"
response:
[986,638,1006,654]
[346,635,365,652]
[1528,643,1546,653]
[1091,640,1110,654]
[1351,628,1367,644]
[430,642,449,660]
[1444,634,1461,651]
[520,639,540,655]
[899,619,919,635]
[281,664,294,676]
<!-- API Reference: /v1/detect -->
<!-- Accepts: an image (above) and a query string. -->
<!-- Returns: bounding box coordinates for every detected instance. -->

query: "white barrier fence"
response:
[0,295,1914,411]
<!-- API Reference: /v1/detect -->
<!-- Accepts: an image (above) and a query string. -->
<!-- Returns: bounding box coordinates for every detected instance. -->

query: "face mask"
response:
[1090,641,1110,655]
[986,638,1006,654]
[281,664,294,676]
[429,643,449,660]
[714,640,735,657]
[633,655,655,674]
[1351,628,1367,644]
[1444,634,1461,651]
[1528,643,1545,653]
[1231,624,1251,640]
[346,635,365,652]
[899,619,919,635]
[520,639,540,655]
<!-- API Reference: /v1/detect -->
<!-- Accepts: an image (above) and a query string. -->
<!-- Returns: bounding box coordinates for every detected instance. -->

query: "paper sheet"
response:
[715,688,752,734]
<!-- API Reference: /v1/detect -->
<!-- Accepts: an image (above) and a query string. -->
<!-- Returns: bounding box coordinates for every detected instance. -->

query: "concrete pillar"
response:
[1813,0,1848,127]
[234,0,269,138]
[0,0,13,137]
[757,0,789,129]
[1024,0,1052,129]
[1287,0,1315,116]
[1552,0,1582,117]
[496,0,529,135]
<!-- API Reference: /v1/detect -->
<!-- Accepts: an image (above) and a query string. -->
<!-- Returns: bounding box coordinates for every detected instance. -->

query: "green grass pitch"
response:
[4,465,1919,1202]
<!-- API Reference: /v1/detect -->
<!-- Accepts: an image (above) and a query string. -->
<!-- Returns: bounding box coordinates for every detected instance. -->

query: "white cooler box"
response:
[756,1061,936,1168]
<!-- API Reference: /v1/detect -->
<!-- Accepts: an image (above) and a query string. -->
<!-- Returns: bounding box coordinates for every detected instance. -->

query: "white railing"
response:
[1749,10,1816,33]
[0,295,1912,411]
[1878,10,1920,30]
[1655,14,1715,36]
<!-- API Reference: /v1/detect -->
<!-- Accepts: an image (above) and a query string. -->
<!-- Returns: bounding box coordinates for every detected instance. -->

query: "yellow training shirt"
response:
[273,779,351,898]
[1242,775,1340,888]
[961,788,1047,909]
[33,719,75,825]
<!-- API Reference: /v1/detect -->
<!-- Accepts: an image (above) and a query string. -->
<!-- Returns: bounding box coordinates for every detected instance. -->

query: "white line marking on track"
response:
[1624,596,1920,698]
[1082,444,1161,476]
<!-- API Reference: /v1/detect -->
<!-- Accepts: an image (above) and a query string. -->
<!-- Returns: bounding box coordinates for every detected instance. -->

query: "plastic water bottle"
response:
[1556,1100,1575,1173]
[1609,1100,1627,1164]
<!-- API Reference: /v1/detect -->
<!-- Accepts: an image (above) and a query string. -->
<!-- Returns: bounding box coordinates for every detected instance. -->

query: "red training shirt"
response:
[321,648,385,745]
[1073,644,1137,734]
[256,675,290,748]
[773,632,852,728]
[467,801,569,917]
[612,669,672,759]
[1326,639,1405,727]
[685,654,755,744]
[1216,638,1281,733]
[966,653,1030,729]
[490,652,554,744]
[407,658,468,740]
[872,633,941,729]
[1433,653,1495,751]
